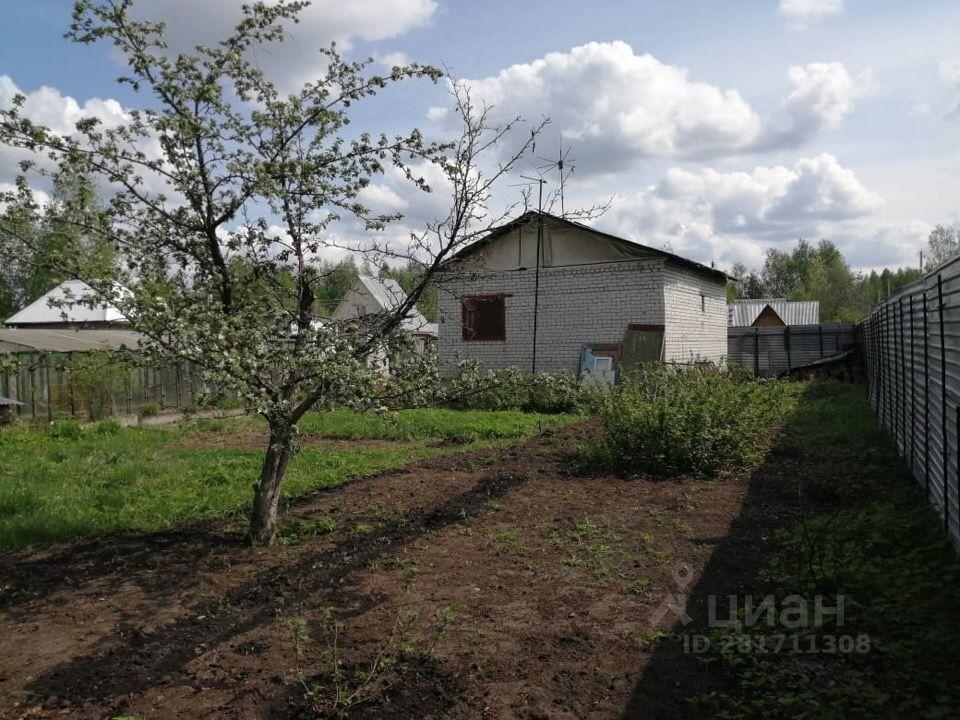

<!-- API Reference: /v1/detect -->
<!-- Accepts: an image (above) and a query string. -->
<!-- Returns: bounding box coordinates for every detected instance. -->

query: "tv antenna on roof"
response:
[536,140,576,217]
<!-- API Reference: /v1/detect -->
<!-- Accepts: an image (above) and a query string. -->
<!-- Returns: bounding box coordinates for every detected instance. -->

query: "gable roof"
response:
[728,299,820,327]
[5,280,126,327]
[443,211,726,282]
[341,276,432,334]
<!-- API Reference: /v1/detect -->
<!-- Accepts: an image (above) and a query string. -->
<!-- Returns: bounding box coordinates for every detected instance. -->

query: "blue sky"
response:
[1,0,958,271]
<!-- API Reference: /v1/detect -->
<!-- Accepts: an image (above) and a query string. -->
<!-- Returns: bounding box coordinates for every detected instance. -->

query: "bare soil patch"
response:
[0,423,769,719]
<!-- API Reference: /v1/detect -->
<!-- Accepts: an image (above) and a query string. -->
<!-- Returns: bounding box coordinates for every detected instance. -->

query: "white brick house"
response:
[436,211,727,376]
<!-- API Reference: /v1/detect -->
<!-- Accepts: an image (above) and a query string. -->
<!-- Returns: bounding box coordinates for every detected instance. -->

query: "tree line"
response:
[726,225,960,323]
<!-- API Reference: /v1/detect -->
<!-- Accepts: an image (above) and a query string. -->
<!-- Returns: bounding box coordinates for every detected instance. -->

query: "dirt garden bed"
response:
[2,384,957,719]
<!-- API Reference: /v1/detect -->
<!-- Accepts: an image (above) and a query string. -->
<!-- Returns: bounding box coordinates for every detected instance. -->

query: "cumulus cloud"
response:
[779,0,843,29]
[0,75,136,191]
[773,62,873,146]
[940,56,960,119]
[128,0,437,88]
[457,42,762,173]
[448,43,869,173]
[596,154,906,268]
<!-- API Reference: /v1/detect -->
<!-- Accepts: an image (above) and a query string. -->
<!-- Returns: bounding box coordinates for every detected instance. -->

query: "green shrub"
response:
[67,351,127,421]
[579,365,785,477]
[445,364,587,414]
[94,419,123,435]
[48,417,83,440]
[137,402,160,424]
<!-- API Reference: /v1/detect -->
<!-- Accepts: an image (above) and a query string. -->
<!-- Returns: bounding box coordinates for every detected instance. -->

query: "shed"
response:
[728,299,820,327]
[332,275,436,353]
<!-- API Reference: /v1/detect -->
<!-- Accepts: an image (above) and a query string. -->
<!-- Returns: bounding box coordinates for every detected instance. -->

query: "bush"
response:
[579,365,785,477]
[137,402,160,425]
[93,419,123,435]
[444,363,587,414]
[48,417,83,439]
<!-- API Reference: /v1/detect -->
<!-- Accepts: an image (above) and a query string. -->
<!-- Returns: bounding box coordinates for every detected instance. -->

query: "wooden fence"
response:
[2,353,204,421]
[860,256,960,550]
[728,323,858,378]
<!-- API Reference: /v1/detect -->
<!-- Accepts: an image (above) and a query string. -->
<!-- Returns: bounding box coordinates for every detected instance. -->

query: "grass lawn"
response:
[0,408,575,552]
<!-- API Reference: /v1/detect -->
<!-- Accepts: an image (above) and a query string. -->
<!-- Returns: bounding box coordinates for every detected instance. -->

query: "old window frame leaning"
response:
[461,294,508,342]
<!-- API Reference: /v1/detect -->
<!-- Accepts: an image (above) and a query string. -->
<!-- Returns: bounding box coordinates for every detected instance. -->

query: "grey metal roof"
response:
[4,280,126,326]
[728,299,820,327]
[0,328,143,353]
[356,276,431,332]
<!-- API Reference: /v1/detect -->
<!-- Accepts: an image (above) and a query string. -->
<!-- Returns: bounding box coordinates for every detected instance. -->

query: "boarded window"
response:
[462,295,506,341]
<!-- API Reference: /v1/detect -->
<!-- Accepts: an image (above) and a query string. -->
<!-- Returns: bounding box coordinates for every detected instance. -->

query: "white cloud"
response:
[759,62,874,149]
[457,41,763,172]
[128,0,437,88]
[779,0,843,29]
[0,75,135,191]
[449,44,869,172]
[940,56,960,119]
[378,51,412,69]
[597,154,904,268]
[910,102,932,117]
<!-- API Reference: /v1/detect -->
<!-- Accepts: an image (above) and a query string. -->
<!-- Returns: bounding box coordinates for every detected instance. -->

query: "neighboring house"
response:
[332,275,437,353]
[436,211,728,377]
[4,280,126,329]
[728,299,820,327]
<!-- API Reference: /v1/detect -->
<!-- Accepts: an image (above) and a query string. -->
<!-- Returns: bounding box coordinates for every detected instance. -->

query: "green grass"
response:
[695,381,960,719]
[297,408,573,440]
[0,409,574,552]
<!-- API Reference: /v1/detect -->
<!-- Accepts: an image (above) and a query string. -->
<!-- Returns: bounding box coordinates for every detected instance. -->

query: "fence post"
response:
[785,325,791,370]
[818,324,824,358]
[910,295,916,468]
[939,274,948,533]
[884,304,891,428]
[924,288,931,498]
[753,328,760,376]
[44,360,53,422]
[900,298,906,454]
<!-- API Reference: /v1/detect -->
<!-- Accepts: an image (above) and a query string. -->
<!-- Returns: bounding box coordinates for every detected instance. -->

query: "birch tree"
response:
[0,0,542,544]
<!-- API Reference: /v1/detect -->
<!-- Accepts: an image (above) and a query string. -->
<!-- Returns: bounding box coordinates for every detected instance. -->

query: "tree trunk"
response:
[249,429,294,546]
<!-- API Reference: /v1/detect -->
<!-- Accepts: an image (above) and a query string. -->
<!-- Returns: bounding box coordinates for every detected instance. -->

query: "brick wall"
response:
[661,264,728,364]
[438,259,666,374]
[437,258,727,374]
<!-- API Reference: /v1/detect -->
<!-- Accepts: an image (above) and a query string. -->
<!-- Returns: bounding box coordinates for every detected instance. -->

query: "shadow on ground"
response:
[620,386,812,718]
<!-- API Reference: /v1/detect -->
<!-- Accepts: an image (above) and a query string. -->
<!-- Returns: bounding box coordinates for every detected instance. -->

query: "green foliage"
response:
[297,407,574,441]
[0,408,571,551]
[443,363,589,414]
[727,238,925,322]
[67,351,128,421]
[580,366,787,477]
[696,383,960,719]
[48,416,83,439]
[137,402,160,421]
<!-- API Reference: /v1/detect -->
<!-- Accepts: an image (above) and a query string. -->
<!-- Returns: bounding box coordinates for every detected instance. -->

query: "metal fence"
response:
[2,353,204,421]
[728,324,858,377]
[860,257,960,551]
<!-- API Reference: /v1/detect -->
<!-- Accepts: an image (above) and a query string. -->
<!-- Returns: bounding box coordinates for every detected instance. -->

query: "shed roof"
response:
[354,276,431,333]
[444,211,727,282]
[728,299,820,327]
[4,280,126,326]
[0,328,142,353]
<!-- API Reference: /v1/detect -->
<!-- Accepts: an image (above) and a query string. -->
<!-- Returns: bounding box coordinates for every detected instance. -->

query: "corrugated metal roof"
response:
[728,299,820,326]
[0,328,143,353]
[4,280,126,326]
[355,276,431,332]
